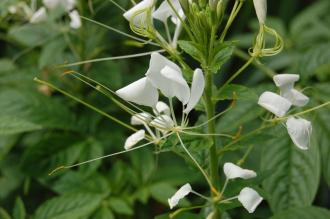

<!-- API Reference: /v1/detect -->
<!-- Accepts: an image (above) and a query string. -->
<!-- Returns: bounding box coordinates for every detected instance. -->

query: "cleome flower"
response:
[258,74,312,150]
[29,0,81,29]
[223,162,262,213]
[116,52,205,149]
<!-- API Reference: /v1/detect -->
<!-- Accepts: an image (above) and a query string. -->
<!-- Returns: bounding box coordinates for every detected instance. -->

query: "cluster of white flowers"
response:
[258,74,312,150]
[168,162,263,213]
[116,52,205,149]
[29,0,81,29]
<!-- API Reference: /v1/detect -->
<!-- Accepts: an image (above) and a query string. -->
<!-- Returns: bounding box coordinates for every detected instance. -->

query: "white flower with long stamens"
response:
[223,163,257,180]
[124,129,145,150]
[253,0,267,24]
[238,187,263,213]
[168,183,192,209]
[258,91,292,117]
[116,77,159,107]
[152,0,182,23]
[286,117,312,150]
[123,0,154,27]
[150,115,175,130]
[131,112,152,125]
[146,53,190,104]
[153,101,171,115]
[69,10,81,29]
[273,74,309,107]
[30,7,47,23]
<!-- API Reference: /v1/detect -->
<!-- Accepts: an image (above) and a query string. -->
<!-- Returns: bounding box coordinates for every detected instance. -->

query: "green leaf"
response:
[210,41,235,73]
[108,197,133,215]
[269,206,330,219]
[8,24,58,47]
[0,208,11,219]
[91,206,114,219]
[13,197,26,219]
[315,108,330,186]
[77,140,104,177]
[149,182,177,205]
[178,40,204,63]
[39,38,67,69]
[0,59,16,73]
[34,193,103,219]
[261,127,320,212]
[214,84,258,101]
[0,116,42,135]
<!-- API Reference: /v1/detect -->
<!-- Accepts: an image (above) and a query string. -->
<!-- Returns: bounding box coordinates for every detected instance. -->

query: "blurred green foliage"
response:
[0,0,329,219]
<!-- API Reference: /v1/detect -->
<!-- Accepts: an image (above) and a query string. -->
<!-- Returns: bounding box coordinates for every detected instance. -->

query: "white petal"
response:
[253,0,267,24]
[152,0,182,23]
[168,183,192,209]
[238,187,263,213]
[223,163,257,180]
[146,53,189,103]
[286,117,312,150]
[116,77,159,107]
[282,89,309,107]
[184,68,205,113]
[123,0,154,27]
[30,7,47,23]
[258,91,292,117]
[160,66,190,104]
[150,115,174,130]
[124,130,145,150]
[153,101,171,115]
[69,10,81,29]
[273,74,299,92]
[131,113,152,125]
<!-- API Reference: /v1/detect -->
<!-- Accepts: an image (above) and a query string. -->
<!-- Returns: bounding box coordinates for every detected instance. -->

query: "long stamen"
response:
[180,131,235,139]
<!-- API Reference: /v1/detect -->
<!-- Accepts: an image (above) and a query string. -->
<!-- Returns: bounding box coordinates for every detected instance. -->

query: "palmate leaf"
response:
[34,193,103,219]
[269,206,330,219]
[13,197,26,219]
[261,127,320,213]
[0,116,42,135]
[214,84,258,101]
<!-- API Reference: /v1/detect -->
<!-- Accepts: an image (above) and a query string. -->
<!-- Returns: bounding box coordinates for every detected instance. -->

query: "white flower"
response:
[43,0,76,11]
[168,183,192,209]
[30,7,47,23]
[150,115,175,130]
[286,117,312,150]
[123,0,154,27]
[253,0,267,24]
[116,77,159,107]
[184,68,205,114]
[223,163,257,180]
[146,53,190,104]
[69,10,81,29]
[258,91,292,117]
[238,187,263,213]
[273,74,309,107]
[131,112,152,125]
[152,0,182,23]
[153,101,171,115]
[124,129,145,150]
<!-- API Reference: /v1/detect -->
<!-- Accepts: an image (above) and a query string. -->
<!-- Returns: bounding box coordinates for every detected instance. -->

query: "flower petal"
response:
[152,0,182,23]
[273,74,299,90]
[184,68,205,113]
[30,7,47,24]
[131,112,152,125]
[116,77,159,107]
[238,187,263,213]
[123,0,154,27]
[124,130,145,150]
[282,89,309,107]
[153,101,171,115]
[253,0,267,24]
[160,65,190,104]
[146,53,189,103]
[168,183,192,209]
[286,117,312,150]
[258,91,292,117]
[223,162,257,180]
[150,115,174,130]
[69,10,81,29]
